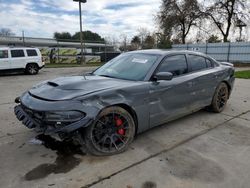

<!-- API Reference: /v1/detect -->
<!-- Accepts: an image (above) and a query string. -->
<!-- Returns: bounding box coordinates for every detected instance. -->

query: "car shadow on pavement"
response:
[0,71,26,77]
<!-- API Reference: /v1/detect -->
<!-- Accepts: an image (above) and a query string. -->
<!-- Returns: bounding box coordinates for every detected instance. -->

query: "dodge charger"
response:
[14,50,235,155]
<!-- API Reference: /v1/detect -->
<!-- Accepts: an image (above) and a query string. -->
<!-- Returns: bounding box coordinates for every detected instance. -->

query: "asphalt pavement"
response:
[0,67,249,188]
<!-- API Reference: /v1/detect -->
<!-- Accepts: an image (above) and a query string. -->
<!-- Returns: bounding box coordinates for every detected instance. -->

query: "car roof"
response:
[127,49,208,57]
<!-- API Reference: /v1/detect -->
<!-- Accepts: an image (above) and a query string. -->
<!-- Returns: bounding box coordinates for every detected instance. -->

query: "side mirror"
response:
[154,72,173,81]
[85,72,93,75]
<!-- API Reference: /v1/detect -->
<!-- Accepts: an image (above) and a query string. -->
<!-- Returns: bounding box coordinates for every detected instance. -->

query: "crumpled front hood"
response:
[29,75,131,101]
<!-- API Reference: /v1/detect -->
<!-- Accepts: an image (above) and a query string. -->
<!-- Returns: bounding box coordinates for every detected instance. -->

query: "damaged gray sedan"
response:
[14,50,235,155]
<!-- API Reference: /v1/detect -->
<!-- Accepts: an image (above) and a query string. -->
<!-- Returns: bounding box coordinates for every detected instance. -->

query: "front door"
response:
[149,54,196,127]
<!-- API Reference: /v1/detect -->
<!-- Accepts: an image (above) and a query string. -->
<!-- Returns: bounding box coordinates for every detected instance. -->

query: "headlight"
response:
[45,111,85,122]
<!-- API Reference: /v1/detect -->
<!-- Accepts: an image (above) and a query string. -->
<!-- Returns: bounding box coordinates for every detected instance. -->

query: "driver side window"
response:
[157,55,188,77]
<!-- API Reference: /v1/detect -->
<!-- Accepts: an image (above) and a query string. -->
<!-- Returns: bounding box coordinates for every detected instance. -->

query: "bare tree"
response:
[0,28,15,37]
[157,0,202,44]
[119,34,128,52]
[203,0,249,42]
[137,27,150,46]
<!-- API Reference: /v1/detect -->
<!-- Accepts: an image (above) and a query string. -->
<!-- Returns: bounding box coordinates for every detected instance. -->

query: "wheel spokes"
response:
[92,112,130,152]
[217,87,228,109]
[110,135,119,150]
[115,134,126,144]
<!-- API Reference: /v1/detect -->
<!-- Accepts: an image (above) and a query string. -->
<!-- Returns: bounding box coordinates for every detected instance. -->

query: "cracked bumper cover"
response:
[13,92,100,137]
[14,105,93,135]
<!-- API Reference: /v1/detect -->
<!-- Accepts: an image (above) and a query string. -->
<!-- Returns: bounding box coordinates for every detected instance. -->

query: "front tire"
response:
[210,82,229,113]
[83,106,136,156]
[25,64,39,75]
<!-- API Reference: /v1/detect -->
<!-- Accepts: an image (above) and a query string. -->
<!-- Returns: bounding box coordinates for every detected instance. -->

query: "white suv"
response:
[0,47,44,75]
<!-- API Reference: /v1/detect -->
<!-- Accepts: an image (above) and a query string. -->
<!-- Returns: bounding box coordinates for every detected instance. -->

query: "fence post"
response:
[227,42,231,62]
[57,41,60,64]
[104,42,107,62]
[205,42,208,54]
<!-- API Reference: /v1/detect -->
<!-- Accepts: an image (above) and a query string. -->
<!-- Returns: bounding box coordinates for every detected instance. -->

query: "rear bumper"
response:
[39,65,44,70]
[14,104,93,139]
[228,76,235,97]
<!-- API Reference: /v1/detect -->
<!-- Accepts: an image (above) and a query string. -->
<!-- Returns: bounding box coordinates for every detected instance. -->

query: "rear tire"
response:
[25,64,39,75]
[210,82,229,113]
[83,106,136,156]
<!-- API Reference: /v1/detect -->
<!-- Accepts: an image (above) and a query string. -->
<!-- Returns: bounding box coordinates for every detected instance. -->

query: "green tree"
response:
[131,36,141,44]
[72,30,105,42]
[143,35,155,49]
[53,32,72,40]
[157,0,202,44]
[207,35,221,43]
[131,36,141,50]
[158,36,172,49]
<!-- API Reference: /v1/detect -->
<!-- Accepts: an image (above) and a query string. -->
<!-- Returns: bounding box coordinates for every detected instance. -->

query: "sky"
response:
[0,0,161,40]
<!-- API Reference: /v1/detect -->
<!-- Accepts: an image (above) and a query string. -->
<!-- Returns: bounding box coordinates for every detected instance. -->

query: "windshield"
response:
[93,53,160,81]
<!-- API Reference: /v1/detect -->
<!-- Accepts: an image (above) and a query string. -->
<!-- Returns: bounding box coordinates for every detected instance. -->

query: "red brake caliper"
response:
[115,117,125,135]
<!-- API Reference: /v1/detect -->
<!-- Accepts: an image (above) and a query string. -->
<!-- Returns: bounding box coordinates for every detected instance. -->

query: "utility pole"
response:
[73,0,87,64]
[22,30,25,46]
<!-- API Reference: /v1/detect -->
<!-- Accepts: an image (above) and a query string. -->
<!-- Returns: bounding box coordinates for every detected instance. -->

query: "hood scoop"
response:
[47,81,59,87]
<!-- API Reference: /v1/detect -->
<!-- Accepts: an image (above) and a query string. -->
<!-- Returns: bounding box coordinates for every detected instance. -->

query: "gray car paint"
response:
[16,50,235,135]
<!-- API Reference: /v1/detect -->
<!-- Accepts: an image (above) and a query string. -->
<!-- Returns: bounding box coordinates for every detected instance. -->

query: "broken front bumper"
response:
[14,104,93,139]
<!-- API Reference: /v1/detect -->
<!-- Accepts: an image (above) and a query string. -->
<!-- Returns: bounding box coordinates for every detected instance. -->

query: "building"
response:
[0,36,115,52]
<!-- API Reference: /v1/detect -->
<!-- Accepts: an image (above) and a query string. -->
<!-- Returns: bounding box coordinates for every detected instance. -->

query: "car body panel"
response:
[149,73,196,127]
[29,76,141,101]
[20,76,151,134]
[14,50,235,140]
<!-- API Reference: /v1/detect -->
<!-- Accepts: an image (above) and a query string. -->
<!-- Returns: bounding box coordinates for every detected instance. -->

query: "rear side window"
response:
[206,58,213,68]
[27,49,38,57]
[11,50,25,58]
[189,55,207,72]
[0,50,8,59]
[157,55,188,76]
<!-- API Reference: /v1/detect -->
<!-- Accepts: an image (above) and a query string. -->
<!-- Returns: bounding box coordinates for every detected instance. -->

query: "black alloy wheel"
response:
[211,82,229,113]
[83,106,135,156]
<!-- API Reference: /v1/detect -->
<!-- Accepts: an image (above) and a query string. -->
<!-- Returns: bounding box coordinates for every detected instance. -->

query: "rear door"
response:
[186,54,218,108]
[149,54,196,127]
[10,49,26,69]
[0,49,10,70]
[26,49,40,64]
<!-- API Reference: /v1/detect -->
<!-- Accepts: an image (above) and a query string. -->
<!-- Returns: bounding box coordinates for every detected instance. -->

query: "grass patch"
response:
[235,70,250,79]
[45,62,104,68]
